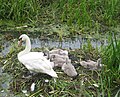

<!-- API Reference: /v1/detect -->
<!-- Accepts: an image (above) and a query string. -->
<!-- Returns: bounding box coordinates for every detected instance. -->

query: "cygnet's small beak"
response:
[18,40,22,46]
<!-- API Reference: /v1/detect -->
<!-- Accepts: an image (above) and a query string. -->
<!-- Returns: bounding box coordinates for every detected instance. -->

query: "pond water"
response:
[0,32,108,56]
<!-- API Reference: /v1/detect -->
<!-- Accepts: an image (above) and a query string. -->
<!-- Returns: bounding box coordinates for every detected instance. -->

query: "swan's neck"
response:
[18,37,31,57]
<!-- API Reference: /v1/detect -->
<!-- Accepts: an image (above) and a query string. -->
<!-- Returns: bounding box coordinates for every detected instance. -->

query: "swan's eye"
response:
[19,38,22,41]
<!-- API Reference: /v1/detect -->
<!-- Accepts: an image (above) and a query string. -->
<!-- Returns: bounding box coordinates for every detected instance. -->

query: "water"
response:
[1,33,108,56]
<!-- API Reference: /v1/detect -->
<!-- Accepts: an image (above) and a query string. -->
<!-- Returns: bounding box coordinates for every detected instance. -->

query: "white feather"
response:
[30,83,35,91]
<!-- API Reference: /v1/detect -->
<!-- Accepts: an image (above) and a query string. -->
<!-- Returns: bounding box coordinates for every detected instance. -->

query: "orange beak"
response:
[18,40,22,46]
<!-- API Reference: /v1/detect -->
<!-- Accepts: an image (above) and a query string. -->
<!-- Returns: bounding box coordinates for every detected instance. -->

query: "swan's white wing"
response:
[20,55,57,77]
[19,52,44,61]
[23,58,51,72]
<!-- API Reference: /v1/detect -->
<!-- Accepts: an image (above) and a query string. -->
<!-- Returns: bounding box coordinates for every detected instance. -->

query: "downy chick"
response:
[62,58,78,77]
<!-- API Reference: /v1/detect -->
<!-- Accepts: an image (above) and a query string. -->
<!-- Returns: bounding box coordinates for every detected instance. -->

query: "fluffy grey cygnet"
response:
[62,59,78,77]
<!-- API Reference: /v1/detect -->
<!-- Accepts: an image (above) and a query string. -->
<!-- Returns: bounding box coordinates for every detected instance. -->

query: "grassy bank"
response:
[0,34,119,96]
[0,0,120,29]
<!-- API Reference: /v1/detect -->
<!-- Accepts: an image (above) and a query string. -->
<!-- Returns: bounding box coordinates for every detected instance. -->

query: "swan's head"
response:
[18,34,29,46]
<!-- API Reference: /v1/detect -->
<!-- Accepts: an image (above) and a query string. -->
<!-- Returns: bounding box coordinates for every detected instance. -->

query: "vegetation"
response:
[0,0,120,28]
[100,32,120,96]
[102,32,120,70]
[0,0,41,22]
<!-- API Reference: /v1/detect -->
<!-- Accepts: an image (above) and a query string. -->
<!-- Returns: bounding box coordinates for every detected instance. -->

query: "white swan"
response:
[17,34,58,78]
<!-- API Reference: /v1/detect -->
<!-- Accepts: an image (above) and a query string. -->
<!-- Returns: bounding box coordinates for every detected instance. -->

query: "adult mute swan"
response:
[17,34,58,78]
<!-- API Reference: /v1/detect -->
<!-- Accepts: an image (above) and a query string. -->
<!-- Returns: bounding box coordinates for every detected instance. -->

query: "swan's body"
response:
[17,34,58,78]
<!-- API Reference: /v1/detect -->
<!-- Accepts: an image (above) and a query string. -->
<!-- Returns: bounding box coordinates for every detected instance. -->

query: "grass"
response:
[0,0,41,23]
[0,0,120,31]
[100,32,120,97]
[102,32,120,70]
[53,0,120,27]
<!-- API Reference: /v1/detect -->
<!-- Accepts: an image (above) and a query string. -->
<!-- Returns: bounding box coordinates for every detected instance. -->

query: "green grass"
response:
[102,32,120,70]
[0,0,120,96]
[0,0,120,28]
[0,0,41,22]
[100,32,120,97]
[53,0,120,27]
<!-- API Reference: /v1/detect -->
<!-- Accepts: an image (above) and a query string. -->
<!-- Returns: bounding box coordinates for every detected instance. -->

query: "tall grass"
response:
[100,32,120,96]
[0,0,41,22]
[54,0,120,27]
[0,0,120,27]
[102,32,120,70]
